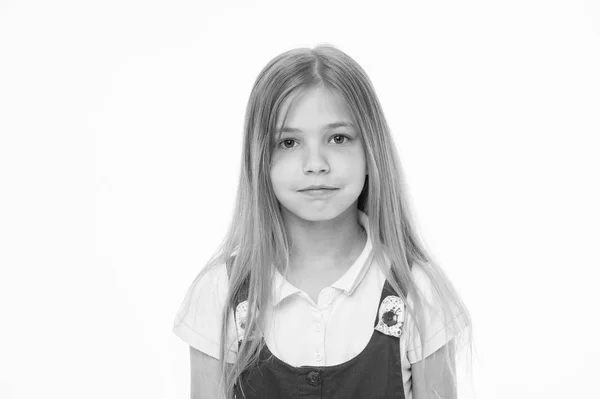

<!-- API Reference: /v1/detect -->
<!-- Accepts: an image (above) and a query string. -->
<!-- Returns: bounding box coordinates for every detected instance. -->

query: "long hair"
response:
[178,44,473,398]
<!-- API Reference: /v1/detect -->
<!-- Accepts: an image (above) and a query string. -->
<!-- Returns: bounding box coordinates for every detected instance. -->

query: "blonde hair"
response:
[178,44,473,398]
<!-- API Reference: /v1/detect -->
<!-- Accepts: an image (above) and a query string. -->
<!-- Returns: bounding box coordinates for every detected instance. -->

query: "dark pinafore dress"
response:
[227,260,407,399]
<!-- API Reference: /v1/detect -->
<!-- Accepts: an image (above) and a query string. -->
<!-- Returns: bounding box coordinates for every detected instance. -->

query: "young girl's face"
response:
[270,86,367,222]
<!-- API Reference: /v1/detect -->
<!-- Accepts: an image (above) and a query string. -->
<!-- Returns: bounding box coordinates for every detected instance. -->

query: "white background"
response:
[1,0,599,398]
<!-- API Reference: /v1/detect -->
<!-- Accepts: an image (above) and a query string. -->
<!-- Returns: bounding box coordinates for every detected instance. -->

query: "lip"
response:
[298,185,338,191]
[300,188,339,198]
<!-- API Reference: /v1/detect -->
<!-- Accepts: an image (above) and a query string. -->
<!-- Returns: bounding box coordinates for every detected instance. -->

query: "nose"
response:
[303,146,330,175]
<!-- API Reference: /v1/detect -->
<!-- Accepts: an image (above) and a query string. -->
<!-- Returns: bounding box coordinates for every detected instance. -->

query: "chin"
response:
[280,198,358,223]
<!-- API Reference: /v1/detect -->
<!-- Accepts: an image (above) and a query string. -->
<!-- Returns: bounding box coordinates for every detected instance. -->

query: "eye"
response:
[277,134,352,150]
[278,139,298,149]
[330,134,351,144]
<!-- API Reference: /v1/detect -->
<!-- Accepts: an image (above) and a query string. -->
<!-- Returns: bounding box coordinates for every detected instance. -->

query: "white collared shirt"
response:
[173,210,468,399]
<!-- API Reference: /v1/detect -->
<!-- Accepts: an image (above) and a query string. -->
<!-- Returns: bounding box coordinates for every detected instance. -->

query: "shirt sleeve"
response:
[172,262,238,363]
[405,264,469,364]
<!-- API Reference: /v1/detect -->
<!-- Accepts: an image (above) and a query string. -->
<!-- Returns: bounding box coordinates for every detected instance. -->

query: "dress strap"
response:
[372,279,407,338]
[225,255,250,309]
[226,255,250,346]
[373,280,399,327]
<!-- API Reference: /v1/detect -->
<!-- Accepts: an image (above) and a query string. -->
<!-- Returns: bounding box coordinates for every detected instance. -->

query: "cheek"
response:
[270,153,297,175]
[269,160,289,190]
[346,150,367,175]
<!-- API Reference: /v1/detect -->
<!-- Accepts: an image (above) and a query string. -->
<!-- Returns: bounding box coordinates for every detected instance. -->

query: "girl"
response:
[173,44,472,399]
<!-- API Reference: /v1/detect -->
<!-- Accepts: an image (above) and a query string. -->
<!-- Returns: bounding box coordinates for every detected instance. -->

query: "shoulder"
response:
[187,261,229,303]
[176,261,230,320]
[410,263,430,291]
[404,262,469,363]
[407,262,436,306]
[202,261,230,292]
[173,261,238,362]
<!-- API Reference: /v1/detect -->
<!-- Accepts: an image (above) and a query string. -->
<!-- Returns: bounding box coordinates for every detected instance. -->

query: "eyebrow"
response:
[277,122,355,134]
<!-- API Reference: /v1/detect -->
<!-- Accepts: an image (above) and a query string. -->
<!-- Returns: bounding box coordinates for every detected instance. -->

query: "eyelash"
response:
[277,134,352,150]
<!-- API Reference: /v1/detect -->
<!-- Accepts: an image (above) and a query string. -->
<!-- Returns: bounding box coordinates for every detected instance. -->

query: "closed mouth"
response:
[299,188,338,192]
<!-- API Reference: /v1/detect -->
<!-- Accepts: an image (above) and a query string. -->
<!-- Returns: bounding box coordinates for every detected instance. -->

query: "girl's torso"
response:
[228,254,410,399]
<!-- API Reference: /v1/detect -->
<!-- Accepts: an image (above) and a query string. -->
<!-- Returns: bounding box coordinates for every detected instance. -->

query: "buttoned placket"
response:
[312,317,324,365]
[309,287,336,365]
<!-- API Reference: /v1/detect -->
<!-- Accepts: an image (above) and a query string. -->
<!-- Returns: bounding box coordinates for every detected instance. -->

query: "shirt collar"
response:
[271,210,374,306]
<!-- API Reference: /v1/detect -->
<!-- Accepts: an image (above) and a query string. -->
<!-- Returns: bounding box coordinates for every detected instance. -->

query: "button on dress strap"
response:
[373,279,398,327]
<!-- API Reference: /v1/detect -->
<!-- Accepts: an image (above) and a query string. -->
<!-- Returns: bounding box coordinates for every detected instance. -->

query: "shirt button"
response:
[307,370,322,386]
[315,353,322,361]
[315,323,322,332]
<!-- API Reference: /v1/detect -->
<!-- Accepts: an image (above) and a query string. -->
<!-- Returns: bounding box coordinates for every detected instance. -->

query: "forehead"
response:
[276,87,353,129]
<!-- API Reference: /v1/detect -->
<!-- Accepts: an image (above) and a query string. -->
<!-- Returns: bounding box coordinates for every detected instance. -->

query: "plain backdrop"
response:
[1,0,599,398]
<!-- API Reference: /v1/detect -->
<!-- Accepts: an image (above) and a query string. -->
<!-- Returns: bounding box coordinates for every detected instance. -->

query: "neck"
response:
[283,208,367,270]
